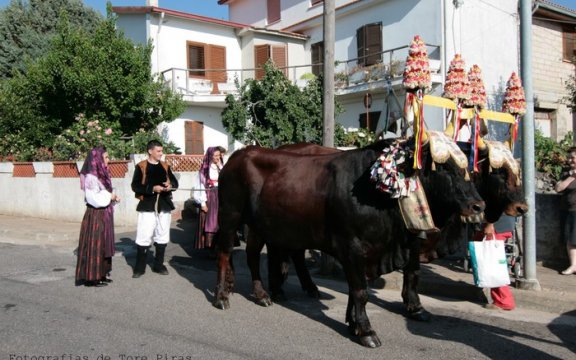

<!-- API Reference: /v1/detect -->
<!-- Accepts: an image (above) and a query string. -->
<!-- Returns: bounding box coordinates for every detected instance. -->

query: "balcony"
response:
[159,43,442,104]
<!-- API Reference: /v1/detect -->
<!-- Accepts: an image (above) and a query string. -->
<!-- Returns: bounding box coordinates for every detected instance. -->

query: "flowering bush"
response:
[50,115,181,161]
[52,114,126,160]
[335,126,376,148]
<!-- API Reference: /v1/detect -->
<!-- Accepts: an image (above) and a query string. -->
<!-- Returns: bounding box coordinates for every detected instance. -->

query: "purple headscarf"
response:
[80,147,113,192]
[200,147,223,187]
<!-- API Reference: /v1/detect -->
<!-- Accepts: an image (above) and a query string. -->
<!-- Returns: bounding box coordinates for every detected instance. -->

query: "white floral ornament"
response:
[370,143,418,198]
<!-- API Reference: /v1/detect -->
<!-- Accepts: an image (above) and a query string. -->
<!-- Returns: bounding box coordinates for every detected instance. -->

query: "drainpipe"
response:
[517,0,541,291]
[156,11,165,76]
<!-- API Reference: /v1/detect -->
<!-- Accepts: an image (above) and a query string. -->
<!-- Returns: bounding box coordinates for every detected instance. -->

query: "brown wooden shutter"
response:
[357,22,382,67]
[311,41,323,76]
[187,42,205,77]
[255,44,270,79]
[207,45,227,93]
[185,121,204,155]
[563,26,576,62]
[267,0,281,24]
[271,45,287,76]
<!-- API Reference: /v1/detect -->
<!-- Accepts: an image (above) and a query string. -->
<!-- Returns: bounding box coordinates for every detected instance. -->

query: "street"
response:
[1,222,575,360]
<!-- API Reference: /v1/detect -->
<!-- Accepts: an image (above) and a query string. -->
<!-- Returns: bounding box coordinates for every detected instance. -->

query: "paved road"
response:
[1,226,575,360]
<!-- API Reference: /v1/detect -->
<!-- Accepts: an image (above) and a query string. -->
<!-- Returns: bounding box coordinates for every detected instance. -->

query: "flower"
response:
[105,128,113,135]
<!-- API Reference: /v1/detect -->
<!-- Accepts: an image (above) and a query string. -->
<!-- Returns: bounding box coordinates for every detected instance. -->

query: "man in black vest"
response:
[131,140,179,278]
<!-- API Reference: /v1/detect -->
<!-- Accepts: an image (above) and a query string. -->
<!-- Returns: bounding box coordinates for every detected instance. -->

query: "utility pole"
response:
[322,0,335,147]
[518,0,540,290]
[320,0,337,275]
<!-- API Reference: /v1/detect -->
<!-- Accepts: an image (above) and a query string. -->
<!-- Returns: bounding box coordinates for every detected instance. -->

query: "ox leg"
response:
[213,218,238,310]
[401,233,431,321]
[291,250,319,298]
[267,245,289,302]
[246,230,272,307]
[341,258,381,348]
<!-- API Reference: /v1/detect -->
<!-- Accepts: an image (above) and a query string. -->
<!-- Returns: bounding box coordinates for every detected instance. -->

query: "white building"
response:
[114,0,526,150]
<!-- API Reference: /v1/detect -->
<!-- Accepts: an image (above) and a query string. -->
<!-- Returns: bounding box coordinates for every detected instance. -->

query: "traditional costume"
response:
[75,147,115,287]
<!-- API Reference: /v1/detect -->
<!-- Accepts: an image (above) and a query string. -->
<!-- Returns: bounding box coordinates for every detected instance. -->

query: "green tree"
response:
[221,62,343,147]
[567,74,576,113]
[0,0,102,79]
[0,10,185,160]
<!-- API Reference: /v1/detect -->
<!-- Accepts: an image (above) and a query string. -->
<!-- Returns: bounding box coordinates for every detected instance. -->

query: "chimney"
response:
[146,0,159,7]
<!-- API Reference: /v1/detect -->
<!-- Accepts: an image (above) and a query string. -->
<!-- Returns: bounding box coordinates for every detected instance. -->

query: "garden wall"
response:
[0,155,202,227]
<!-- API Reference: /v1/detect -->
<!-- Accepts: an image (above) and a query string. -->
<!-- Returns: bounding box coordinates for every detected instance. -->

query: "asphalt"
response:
[0,213,574,316]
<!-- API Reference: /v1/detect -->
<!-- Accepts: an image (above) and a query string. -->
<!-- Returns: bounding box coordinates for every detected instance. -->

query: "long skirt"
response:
[561,210,576,246]
[195,188,219,249]
[75,206,115,284]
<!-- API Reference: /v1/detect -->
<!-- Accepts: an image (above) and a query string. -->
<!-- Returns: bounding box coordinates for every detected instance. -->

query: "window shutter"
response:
[255,44,271,79]
[185,121,204,155]
[271,45,287,77]
[207,45,227,93]
[563,27,576,63]
[267,0,280,24]
[311,42,323,76]
[187,42,205,77]
[357,22,382,67]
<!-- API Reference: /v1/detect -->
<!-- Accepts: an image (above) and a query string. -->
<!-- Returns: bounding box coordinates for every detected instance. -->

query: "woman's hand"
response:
[201,204,208,213]
[153,185,166,193]
[112,194,121,203]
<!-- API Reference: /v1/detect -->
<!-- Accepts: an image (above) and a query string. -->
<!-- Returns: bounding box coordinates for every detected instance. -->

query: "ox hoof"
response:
[212,298,230,310]
[305,287,320,299]
[407,308,431,322]
[256,297,273,307]
[359,334,382,348]
[271,291,287,303]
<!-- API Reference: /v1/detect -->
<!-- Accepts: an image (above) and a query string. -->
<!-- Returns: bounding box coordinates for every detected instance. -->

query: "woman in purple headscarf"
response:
[75,147,120,287]
[194,146,225,254]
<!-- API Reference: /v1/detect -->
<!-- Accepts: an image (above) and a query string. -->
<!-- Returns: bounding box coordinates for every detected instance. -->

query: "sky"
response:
[0,0,574,19]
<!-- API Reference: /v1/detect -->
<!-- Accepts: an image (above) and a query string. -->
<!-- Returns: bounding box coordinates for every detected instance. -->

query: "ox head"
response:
[401,133,485,228]
[474,143,528,223]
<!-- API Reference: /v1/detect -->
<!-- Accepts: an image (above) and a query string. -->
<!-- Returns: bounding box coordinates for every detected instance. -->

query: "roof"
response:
[112,6,307,39]
[535,1,576,19]
[112,6,248,29]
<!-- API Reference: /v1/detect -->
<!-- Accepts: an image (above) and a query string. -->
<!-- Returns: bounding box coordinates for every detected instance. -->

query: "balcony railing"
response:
[160,44,441,97]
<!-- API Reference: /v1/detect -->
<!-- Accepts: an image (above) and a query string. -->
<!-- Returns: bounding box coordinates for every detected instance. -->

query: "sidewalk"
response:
[0,213,574,315]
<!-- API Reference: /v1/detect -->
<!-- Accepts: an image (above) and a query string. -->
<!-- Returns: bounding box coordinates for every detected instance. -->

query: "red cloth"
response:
[490,285,516,310]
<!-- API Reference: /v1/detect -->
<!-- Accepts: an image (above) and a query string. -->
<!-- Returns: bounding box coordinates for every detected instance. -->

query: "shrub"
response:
[535,129,573,181]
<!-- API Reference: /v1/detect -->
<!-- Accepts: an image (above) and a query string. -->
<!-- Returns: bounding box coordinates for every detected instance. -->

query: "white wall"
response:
[0,162,198,226]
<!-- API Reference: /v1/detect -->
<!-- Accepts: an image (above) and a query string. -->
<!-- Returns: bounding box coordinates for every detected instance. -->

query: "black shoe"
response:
[132,271,145,278]
[85,280,108,287]
[133,245,149,278]
[152,264,169,275]
[101,277,113,283]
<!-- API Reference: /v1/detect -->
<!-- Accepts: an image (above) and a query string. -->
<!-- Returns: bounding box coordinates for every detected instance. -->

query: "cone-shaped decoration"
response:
[502,72,526,115]
[443,54,470,101]
[464,65,487,109]
[403,35,431,91]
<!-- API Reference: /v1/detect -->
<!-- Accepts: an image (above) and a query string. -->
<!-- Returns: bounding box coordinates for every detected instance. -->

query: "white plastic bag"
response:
[468,237,510,288]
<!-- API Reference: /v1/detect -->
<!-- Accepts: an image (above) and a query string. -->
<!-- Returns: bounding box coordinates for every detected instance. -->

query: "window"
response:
[562,26,576,63]
[186,42,227,84]
[358,111,381,132]
[255,44,287,79]
[535,109,554,138]
[267,0,280,24]
[356,22,382,67]
[311,41,323,76]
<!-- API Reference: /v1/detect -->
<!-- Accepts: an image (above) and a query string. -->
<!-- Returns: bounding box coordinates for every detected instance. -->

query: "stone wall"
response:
[535,192,566,266]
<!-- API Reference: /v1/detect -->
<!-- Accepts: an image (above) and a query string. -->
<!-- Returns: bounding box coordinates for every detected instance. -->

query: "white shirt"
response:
[84,173,112,208]
[193,163,222,207]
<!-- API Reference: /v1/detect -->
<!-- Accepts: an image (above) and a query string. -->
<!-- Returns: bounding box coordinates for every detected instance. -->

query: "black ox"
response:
[214,138,485,347]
